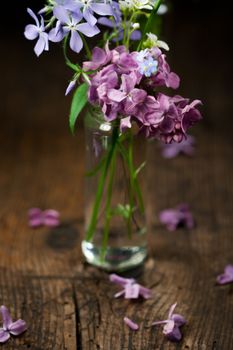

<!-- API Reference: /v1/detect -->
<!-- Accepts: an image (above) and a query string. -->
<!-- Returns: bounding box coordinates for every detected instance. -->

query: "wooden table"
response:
[1,5,233,349]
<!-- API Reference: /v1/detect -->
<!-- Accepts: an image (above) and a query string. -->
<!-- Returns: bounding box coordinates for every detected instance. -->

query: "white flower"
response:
[145,33,169,51]
[119,0,155,11]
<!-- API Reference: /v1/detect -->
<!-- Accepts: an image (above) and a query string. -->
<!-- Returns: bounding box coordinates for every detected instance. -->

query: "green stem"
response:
[63,36,81,72]
[85,125,119,242]
[80,34,92,60]
[100,146,117,260]
[137,0,162,51]
[127,131,135,238]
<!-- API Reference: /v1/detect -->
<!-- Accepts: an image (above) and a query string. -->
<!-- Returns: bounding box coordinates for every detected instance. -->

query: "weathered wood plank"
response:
[0,272,77,350]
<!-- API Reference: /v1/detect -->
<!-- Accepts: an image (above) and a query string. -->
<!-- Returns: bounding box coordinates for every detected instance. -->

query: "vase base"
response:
[81,240,147,272]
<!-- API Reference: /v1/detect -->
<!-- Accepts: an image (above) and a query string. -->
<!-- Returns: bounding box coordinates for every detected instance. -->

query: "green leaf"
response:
[69,83,88,134]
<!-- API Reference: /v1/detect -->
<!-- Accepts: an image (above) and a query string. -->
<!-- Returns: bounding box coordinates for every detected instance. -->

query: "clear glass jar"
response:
[81,105,147,271]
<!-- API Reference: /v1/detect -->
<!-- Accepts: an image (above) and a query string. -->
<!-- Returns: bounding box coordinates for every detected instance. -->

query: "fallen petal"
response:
[9,319,27,336]
[0,329,10,343]
[0,305,13,329]
[123,317,139,330]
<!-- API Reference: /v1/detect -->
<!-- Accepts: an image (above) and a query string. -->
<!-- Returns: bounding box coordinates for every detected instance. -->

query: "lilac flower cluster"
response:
[24,0,114,56]
[84,45,202,143]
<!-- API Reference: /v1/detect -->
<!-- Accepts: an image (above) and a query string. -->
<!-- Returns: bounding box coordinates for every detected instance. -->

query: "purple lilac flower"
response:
[109,274,152,299]
[161,135,196,158]
[28,208,60,228]
[216,265,233,285]
[85,46,202,141]
[24,8,49,57]
[0,306,27,344]
[151,53,180,89]
[159,203,194,231]
[124,317,139,331]
[152,303,186,342]
[49,6,100,53]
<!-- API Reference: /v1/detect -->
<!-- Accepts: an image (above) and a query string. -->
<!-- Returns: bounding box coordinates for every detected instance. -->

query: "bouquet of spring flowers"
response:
[24,0,202,269]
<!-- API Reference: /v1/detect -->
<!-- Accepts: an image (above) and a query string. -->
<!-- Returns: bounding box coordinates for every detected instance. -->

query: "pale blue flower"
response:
[138,56,158,77]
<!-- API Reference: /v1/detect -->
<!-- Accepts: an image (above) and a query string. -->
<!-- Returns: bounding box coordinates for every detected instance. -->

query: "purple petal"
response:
[43,209,60,227]
[0,306,12,330]
[114,290,125,298]
[53,5,70,23]
[168,302,177,319]
[172,314,186,327]
[107,89,126,102]
[161,144,180,159]
[124,283,140,299]
[139,285,152,299]
[109,274,135,286]
[123,317,139,331]
[34,33,49,57]
[8,320,27,336]
[164,324,182,342]
[98,17,114,28]
[49,21,65,42]
[120,117,132,132]
[65,80,76,96]
[91,3,113,16]
[83,8,97,26]
[76,23,100,37]
[70,30,83,53]
[163,319,175,334]
[0,329,10,344]
[27,8,40,27]
[217,264,233,285]
[130,30,141,41]
[24,24,39,40]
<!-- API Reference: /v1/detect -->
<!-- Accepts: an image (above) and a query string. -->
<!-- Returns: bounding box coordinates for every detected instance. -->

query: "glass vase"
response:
[81,105,147,271]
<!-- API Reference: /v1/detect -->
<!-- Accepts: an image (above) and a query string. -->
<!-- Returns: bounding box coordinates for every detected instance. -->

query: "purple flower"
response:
[217,265,233,285]
[159,203,194,231]
[49,6,100,53]
[24,8,49,57]
[67,0,113,26]
[28,208,60,228]
[0,306,27,344]
[83,44,112,71]
[151,53,180,89]
[161,135,196,158]
[109,273,152,299]
[124,317,139,331]
[98,2,141,43]
[152,303,186,342]
[65,80,77,95]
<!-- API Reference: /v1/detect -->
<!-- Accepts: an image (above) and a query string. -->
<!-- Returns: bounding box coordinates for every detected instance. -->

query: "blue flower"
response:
[138,56,158,77]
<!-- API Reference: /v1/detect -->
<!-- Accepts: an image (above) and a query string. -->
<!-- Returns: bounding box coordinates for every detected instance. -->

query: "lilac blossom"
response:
[0,306,27,344]
[151,53,180,89]
[109,274,152,299]
[28,208,60,228]
[85,46,202,140]
[152,303,186,342]
[24,8,49,57]
[216,265,233,285]
[124,317,139,330]
[49,6,100,53]
[161,135,196,158]
[159,204,194,231]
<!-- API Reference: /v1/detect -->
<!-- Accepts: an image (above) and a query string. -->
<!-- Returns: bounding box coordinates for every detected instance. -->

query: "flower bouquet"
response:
[24,0,202,271]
